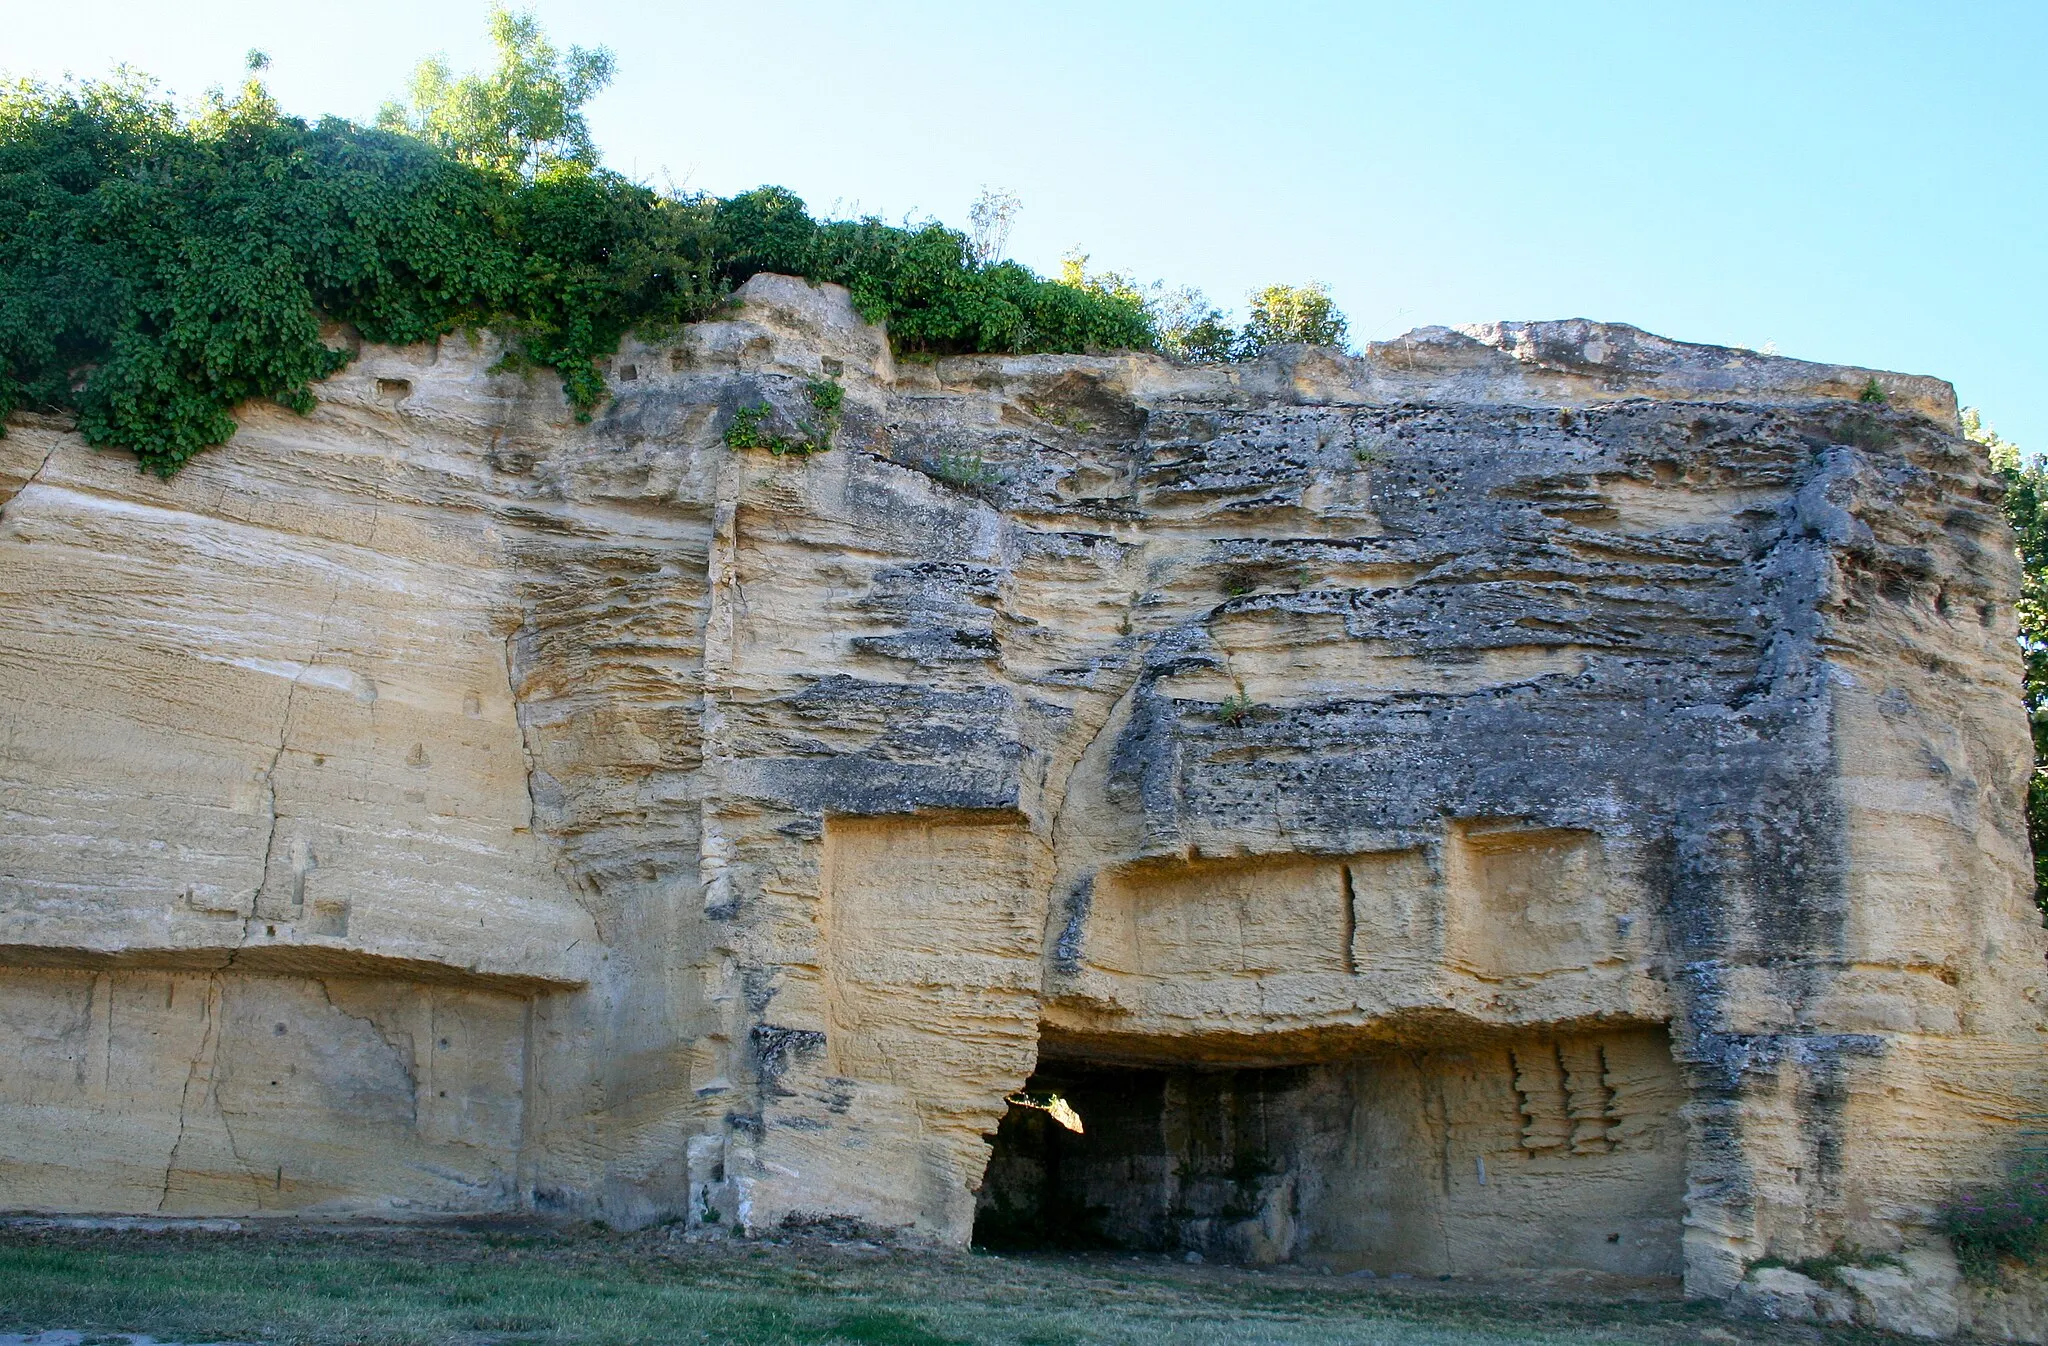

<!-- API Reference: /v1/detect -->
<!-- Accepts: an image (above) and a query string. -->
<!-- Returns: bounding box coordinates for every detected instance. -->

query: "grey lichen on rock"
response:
[0,272,2043,1334]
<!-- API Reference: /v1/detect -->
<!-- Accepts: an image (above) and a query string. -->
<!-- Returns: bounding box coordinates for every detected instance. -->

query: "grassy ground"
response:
[0,1223,1892,1346]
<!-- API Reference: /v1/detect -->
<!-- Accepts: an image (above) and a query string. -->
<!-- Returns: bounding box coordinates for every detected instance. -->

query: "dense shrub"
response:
[1,4,1372,477]
[0,73,725,474]
[0,73,1150,475]
[1134,273,1351,363]
[714,195,1153,357]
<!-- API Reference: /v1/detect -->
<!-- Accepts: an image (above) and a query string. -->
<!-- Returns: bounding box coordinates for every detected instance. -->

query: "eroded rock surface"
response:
[2,276,2043,1330]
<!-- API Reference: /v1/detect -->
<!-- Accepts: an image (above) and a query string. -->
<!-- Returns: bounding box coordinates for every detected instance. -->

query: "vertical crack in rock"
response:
[158,975,222,1212]
[1340,864,1359,976]
[246,582,345,936]
[503,627,542,835]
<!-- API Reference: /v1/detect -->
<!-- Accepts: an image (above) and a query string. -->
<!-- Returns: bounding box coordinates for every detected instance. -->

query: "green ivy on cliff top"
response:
[0,76,1152,475]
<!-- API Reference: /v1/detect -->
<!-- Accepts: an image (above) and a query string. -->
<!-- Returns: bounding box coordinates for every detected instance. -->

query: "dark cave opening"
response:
[971,1027,1689,1275]
[971,1061,1311,1262]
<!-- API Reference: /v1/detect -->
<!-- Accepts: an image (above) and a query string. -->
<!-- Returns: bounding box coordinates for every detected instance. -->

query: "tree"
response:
[1239,281,1348,354]
[1147,284,1236,363]
[375,6,615,177]
[1972,408,2048,912]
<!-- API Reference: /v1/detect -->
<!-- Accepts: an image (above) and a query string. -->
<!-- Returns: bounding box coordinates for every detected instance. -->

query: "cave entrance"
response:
[973,1061,1307,1261]
[972,1026,1689,1275]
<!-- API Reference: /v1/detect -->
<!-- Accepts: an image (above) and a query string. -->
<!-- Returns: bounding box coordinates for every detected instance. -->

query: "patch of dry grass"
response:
[0,1224,1886,1346]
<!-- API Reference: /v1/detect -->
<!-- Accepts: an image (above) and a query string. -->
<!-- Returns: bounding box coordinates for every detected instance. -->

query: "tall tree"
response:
[376,6,615,177]
[1239,281,1348,354]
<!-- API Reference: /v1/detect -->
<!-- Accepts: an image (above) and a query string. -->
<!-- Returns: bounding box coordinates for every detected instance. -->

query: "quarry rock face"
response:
[2,275,2045,1328]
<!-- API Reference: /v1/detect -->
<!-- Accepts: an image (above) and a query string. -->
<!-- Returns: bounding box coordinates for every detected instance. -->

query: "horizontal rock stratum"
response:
[3,275,2045,1331]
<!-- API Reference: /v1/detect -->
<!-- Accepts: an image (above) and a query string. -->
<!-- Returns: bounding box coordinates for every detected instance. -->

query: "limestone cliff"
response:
[2,276,2043,1328]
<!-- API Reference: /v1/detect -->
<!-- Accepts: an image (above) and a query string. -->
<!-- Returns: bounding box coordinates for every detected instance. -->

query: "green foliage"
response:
[1143,280,1352,363]
[1057,251,1147,310]
[0,66,721,474]
[1240,282,1348,355]
[722,404,773,450]
[929,450,1003,492]
[1942,1150,2048,1280]
[1973,408,2048,914]
[374,6,615,177]
[722,378,843,457]
[705,199,1155,361]
[1859,375,1889,404]
[1747,1246,1903,1289]
[807,375,844,417]
[1218,689,1257,726]
[1147,284,1238,364]
[0,13,1159,476]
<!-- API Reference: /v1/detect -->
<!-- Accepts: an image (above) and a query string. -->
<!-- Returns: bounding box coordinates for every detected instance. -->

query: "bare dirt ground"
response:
[0,1220,1904,1345]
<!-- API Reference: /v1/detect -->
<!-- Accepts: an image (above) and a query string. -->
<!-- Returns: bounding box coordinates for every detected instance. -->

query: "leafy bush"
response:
[0,71,720,474]
[0,15,1154,475]
[1941,1153,2048,1280]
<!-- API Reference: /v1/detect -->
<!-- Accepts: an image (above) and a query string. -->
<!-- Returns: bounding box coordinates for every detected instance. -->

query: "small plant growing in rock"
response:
[1859,376,1889,404]
[1218,688,1256,726]
[932,451,1003,492]
[723,404,775,451]
[1353,444,1389,467]
[1747,1245,1904,1288]
[723,378,844,457]
[807,376,845,431]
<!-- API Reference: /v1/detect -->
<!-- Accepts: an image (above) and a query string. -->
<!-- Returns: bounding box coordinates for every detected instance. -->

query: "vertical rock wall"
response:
[1,276,2042,1310]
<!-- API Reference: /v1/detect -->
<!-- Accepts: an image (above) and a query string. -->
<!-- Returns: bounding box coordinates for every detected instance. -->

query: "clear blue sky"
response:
[10,1,2044,445]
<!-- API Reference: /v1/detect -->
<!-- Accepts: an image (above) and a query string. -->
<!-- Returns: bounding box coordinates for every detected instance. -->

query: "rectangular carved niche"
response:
[1083,855,1353,979]
[1445,821,1611,979]
[0,967,528,1217]
[820,814,1051,1112]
